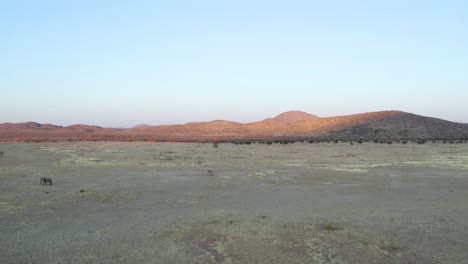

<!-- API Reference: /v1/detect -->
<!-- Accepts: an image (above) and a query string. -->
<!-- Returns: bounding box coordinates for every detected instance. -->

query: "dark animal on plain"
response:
[40,177,53,185]
[208,170,214,176]
[0,151,3,158]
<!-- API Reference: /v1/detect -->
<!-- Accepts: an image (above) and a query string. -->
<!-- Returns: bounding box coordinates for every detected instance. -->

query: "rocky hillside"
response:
[1,111,467,142]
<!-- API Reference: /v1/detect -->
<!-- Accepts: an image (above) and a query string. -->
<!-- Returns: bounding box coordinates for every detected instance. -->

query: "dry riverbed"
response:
[1,142,467,263]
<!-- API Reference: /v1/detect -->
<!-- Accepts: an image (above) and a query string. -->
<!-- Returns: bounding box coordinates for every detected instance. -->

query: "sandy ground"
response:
[1,142,468,264]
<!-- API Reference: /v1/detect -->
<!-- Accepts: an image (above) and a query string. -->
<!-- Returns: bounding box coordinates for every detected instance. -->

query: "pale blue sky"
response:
[1,0,467,127]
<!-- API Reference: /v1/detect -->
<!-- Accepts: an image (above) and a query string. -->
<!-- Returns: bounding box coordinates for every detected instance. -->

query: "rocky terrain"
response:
[1,110,467,142]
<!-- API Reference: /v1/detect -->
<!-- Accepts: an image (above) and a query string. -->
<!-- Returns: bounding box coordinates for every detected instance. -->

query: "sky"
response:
[1,0,467,127]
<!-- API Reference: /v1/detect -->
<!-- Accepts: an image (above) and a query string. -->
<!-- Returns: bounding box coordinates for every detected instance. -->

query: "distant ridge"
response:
[1,110,467,142]
[133,124,149,128]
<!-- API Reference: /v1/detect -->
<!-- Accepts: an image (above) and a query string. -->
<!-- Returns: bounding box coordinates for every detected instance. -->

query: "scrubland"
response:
[1,142,467,263]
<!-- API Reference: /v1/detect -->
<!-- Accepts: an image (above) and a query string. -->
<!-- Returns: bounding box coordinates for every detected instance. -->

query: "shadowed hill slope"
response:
[322,112,468,140]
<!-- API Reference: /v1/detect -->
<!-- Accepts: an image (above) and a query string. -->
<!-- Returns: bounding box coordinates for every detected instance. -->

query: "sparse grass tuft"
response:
[360,240,369,246]
[389,243,401,250]
[325,222,339,231]
[259,215,268,219]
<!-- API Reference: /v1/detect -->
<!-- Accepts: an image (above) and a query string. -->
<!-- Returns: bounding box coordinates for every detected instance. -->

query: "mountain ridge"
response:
[1,110,467,142]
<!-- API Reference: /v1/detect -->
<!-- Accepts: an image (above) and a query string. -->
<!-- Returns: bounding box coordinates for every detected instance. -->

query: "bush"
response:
[325,222,339,231]
[212,142,219,148]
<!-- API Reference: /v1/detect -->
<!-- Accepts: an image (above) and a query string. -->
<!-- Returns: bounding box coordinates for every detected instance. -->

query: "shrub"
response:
[325,222,339,231]
[212,142,219,148]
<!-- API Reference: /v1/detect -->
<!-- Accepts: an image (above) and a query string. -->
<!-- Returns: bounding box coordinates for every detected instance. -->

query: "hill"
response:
[1,110,467,142]
[272,111,319,124]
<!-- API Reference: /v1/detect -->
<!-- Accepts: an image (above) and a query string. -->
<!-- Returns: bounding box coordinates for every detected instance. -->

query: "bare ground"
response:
[1,142,467,263]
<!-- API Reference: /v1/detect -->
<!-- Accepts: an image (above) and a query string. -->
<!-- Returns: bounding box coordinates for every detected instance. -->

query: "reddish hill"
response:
[272,111,319,124]
[65,124,103,132]
[0,122,62,131]
[1,110,467,142]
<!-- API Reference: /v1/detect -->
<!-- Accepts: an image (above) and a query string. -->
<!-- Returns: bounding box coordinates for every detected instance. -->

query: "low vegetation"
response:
[325,222,340,231]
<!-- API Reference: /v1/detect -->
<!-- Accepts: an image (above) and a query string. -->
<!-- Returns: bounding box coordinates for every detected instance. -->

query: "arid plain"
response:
[1,142,468,263]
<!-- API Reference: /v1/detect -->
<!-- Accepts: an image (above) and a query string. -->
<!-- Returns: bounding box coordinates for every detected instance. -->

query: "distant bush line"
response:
[1,136,467,145]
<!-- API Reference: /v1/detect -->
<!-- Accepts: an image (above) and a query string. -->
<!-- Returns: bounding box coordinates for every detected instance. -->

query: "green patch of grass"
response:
[228,220,234,224]
[259,215,268,219]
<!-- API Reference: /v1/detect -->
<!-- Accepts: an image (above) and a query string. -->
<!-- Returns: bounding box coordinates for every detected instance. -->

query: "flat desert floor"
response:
[1,142,468,264]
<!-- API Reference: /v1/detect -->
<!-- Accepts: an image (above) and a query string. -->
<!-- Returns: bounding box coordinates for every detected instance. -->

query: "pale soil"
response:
[1,142,467,264]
